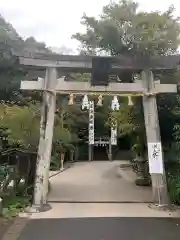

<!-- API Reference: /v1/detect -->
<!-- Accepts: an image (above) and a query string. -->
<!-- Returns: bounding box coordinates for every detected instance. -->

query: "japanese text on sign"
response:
[148,142,164,174]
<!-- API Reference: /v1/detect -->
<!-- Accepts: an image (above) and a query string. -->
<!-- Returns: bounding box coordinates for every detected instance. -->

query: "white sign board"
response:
[111,127,117,145]
[148,142,164,174]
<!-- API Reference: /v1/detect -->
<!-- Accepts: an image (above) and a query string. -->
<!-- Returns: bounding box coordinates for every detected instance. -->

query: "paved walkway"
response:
[17,217,180,240]
[48,161,152,203]
[3,161,180,240]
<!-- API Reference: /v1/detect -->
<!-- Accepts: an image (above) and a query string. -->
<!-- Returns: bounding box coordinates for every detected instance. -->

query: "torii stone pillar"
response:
[32,67,57,211]
[142,70,170,207]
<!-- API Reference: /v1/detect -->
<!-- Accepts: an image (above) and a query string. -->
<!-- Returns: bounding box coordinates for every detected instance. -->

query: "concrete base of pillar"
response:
[148,203,176,212]
[26,203,52,213]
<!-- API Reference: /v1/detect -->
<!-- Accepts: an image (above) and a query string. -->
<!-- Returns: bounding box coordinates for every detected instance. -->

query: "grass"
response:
[1,196,30,219]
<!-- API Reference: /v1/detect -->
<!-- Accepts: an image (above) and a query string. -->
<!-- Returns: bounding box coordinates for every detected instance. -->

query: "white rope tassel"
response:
[128,95,133,106]
[68,94,74,105]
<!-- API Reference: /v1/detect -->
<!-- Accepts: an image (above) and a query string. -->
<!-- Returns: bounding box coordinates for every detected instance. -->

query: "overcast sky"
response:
[0,0,180,52]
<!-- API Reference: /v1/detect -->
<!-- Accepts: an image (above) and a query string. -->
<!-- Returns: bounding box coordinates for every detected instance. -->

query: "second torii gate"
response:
[17,52,179,211]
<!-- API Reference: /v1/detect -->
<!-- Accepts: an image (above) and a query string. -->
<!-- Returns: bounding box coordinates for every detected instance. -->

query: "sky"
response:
[0,0,180,52]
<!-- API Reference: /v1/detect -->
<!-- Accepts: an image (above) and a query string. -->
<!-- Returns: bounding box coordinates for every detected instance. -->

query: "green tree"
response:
[73,1,180,56]
[0,104,40,150]
[0,14,51,103]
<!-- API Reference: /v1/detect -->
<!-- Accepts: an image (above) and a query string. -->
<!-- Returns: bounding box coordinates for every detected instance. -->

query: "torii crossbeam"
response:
[21,77,176,95]
[17,52,179,211]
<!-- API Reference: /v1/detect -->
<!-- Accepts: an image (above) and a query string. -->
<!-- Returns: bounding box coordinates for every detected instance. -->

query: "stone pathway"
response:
[2,161,180,240]
[48,161,152,203]
[29,202,178,219]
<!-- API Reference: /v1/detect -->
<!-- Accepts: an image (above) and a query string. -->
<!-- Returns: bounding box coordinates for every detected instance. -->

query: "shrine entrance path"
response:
[15,161,180,240]
[8,161,180,240]
[48,161,152,203]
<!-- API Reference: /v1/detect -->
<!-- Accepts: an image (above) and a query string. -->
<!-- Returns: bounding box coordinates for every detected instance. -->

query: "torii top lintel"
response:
[16,51,180,73]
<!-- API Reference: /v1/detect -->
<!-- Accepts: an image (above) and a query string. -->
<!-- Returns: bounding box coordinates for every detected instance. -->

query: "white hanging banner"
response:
[89,101,94,145]
[148,142,164,174]
[111,96,118,145]
[111,122,117,145]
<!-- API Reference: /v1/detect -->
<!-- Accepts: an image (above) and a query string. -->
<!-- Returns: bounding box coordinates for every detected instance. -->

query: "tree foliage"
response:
[73,1,180,56]
[0,14,51,102]
[0,104,40,150]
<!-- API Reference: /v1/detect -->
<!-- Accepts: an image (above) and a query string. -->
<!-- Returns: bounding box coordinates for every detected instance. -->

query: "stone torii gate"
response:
[17,52,179,211]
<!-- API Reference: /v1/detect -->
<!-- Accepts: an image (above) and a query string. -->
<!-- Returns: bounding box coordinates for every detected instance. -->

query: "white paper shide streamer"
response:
[111,96,120,111]
[82,94,89,110]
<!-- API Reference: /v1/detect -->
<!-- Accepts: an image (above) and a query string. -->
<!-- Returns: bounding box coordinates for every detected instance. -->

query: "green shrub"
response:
[167,173,180,204]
